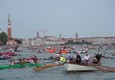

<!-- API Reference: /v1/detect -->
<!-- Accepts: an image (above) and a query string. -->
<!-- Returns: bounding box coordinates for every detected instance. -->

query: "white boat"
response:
[64,63,97,72]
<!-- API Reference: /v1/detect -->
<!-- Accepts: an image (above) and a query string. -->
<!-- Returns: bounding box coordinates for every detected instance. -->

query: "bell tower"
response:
[8,13,12,40]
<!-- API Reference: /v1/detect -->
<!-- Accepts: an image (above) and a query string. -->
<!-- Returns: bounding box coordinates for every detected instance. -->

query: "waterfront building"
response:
[22,39,30,47]
[44,36,57,45]
[34,38,43,46]
[7,40,17,47]
[74,37,115,44]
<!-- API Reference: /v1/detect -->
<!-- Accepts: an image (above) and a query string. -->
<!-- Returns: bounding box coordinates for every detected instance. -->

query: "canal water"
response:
[0,48,115,80]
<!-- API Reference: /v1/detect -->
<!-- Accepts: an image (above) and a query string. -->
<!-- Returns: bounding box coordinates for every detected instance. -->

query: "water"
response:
[0,66,115,80]
[0,48,115,80]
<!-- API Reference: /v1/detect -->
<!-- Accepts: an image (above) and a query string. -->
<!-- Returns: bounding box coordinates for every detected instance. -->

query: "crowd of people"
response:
[49,50,102,66]
[8,55,38,66]
[8,49,102,66]
[75,52,102,65]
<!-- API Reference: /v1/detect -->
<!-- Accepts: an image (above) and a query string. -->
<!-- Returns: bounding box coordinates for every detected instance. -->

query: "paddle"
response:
[33,63,63,71]
[95,65,115,72]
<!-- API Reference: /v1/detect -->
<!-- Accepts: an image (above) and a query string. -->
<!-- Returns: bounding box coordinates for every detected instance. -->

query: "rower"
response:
[32,56,38,63]
[75,52,81,63]
[83,54,90,64]
[67,52,73,62]
[92,53,101,65]
[95,53,101,62]
[9,60,15,66]
[60,55,66,63]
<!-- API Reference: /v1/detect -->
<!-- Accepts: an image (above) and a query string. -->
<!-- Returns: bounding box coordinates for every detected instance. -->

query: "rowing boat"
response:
[64,63,97,72]
[0,63,42,70]
[64,63,115,72]
[33,63,64,71]
[95,66,115,72]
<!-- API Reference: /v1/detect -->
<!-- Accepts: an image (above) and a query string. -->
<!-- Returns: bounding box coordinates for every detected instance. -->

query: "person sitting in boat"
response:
[92,53,101,65]
[83,54,90,64]
[27,56,36,64]
[67,52,73,62]
[29,58,34,64]
[8,60,12,66]
[17,58,27,64]
[32,56,38,63]
[49,55,53,60]
[75,52,81,64]
[92,57,99,64]
[22,58,28,64]
[9,60,15,66]
[60,55,66,63]
[54,53,60,61]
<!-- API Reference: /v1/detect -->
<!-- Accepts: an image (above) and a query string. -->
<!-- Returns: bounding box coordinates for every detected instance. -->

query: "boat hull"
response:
[0,63,42,70]
[34,63,63,71]
[64,63,97,72]
[0,57,12,60]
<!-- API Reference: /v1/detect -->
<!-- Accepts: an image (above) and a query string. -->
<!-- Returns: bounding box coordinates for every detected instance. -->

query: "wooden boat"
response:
[64,63,97,72]
[34,63,64,71]
[95,66,115,72]
[0,63,42,70]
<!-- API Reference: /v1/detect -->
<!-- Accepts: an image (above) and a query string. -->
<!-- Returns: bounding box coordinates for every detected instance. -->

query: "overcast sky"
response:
[0,0,115,38]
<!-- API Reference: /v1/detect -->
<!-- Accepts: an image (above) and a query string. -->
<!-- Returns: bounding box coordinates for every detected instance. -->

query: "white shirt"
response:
[83,55,90,61]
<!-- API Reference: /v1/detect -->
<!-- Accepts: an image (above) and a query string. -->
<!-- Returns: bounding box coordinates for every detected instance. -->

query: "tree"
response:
[0,32,8,45]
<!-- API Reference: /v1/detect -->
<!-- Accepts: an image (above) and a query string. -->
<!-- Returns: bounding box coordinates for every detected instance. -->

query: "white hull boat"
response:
[64,63,97,72]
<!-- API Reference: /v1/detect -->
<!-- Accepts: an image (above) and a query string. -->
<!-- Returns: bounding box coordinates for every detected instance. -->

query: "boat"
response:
[0,62,43,70]
[95,66,115,72]
[0,57,12,60]
[64,63,97,72]
[34,63,64,71]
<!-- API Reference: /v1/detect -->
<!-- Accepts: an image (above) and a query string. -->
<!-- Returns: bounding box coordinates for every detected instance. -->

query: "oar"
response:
[33,65,51,71]
[102,56,115,59]
[33,63,63,71]
[95,65,115,72]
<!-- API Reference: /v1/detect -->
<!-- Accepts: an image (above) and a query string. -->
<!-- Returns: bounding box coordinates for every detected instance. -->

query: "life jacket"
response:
[60,57,66,62]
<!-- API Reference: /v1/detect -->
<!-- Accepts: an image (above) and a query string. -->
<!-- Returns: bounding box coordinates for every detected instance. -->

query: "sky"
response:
[0,0,115,38]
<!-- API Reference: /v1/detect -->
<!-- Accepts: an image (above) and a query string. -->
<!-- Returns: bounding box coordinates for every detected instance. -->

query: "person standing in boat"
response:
[75,52,81,63]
